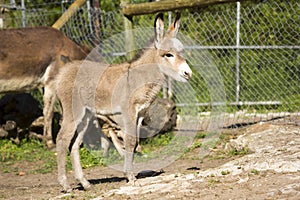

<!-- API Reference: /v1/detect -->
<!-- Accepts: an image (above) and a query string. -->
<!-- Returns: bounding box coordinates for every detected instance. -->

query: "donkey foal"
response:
[55,13,192,192]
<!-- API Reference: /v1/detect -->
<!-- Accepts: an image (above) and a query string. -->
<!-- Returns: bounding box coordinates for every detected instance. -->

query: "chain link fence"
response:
[1,0,299,130]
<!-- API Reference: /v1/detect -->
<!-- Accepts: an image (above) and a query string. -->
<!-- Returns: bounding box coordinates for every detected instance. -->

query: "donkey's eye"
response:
[165,53,174,58]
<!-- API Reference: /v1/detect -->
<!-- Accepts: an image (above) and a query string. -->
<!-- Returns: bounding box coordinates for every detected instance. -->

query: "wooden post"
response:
[52,0,87,30]
[122,0,250,16]
[91,0,102,44]
[121,0,135,60]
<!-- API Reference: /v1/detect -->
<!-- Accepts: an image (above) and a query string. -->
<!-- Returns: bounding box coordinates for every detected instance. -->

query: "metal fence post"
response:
[10,0,15,6]
[163,11,173,99]
[235,1,241,103]
[86,0,93,35]
[21,0,26,27]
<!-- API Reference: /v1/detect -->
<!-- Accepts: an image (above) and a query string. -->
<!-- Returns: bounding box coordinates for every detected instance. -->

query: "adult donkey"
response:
[55,13,192,192]
[0,27,89,148]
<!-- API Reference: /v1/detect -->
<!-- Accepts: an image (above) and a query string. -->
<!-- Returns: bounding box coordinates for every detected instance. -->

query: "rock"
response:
[18,171,26,176]
[2,120,17,131]
[0,127,8,137]
[200,125,300,178]
[139,98,177,138]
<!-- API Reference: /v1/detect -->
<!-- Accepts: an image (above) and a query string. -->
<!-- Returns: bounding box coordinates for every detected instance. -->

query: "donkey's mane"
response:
[128,37,155,64]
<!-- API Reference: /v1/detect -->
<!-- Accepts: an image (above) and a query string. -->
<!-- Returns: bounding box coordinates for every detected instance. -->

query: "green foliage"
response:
[189,141,202,151]
[100,0,120,11]
[227,147,249,156]
[0,139,104,174]
[0,139,57,174]
[78,147,104,169]
[178,0,300,113]
[208,177,220,185]
[185,132,206,152]
[250,169,260,175]
[30,89,44,107]
[221,170,230,175]
[140,132,174,154]
[195,131,207,139]
[3,0,62,28]
[97,148,123,166]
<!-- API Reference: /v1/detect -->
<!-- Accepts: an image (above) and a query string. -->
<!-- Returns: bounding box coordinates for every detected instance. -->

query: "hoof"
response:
[127,179,139,186]
[82,180,91,190]
[61,185,72,193]
[46,139,56,150]
[126,173,137,185]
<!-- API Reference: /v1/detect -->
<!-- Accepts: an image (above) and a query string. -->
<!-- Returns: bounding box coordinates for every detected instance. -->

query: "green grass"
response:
[0,129,251,175]
[0,139,104,174]
[221,170,230,176]
[93,131,195,166]
[250,169,260,175]
[140,132,174,154]
[0,139,57,174]
[183,131,206,154]
[227,148,249,156]
[135,131,193,163]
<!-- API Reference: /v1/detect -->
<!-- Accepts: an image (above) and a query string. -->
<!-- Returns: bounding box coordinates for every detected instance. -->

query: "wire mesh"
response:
[1,0,299,129]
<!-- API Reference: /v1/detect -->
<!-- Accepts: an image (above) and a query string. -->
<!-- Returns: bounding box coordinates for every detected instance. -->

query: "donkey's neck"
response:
[130,46,166,93]
[130,46,157,68]
[127,46,166,111]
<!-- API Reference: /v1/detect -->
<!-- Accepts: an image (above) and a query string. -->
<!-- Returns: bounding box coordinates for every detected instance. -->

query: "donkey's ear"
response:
[167,12,181,38]
[154,13,164,48]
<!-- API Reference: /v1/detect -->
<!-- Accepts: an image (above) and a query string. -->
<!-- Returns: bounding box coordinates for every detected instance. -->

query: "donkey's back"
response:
[0,27,87,92]
[0,27,89,148]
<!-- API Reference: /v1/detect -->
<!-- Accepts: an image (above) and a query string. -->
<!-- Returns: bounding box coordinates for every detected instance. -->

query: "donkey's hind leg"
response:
[70,111,93,190]
[70,134,91,190]
[43,82,56,149]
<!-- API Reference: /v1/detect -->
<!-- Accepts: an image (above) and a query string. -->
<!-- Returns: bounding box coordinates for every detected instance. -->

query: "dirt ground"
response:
[0,122,299,200]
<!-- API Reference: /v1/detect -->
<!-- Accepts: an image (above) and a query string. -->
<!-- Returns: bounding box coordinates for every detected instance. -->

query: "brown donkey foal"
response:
[55,13,192,192]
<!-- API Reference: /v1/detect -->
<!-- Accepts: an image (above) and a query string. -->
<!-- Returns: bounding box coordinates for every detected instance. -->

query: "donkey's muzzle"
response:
[179,62,192,81]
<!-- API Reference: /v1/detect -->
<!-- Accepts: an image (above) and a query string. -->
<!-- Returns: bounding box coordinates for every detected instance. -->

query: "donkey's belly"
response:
[0,77,42,93]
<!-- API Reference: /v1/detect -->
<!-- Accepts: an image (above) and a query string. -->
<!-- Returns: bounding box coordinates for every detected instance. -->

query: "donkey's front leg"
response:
[123,115,144,184]
[124,133,137,184]
[70,119,91,190]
